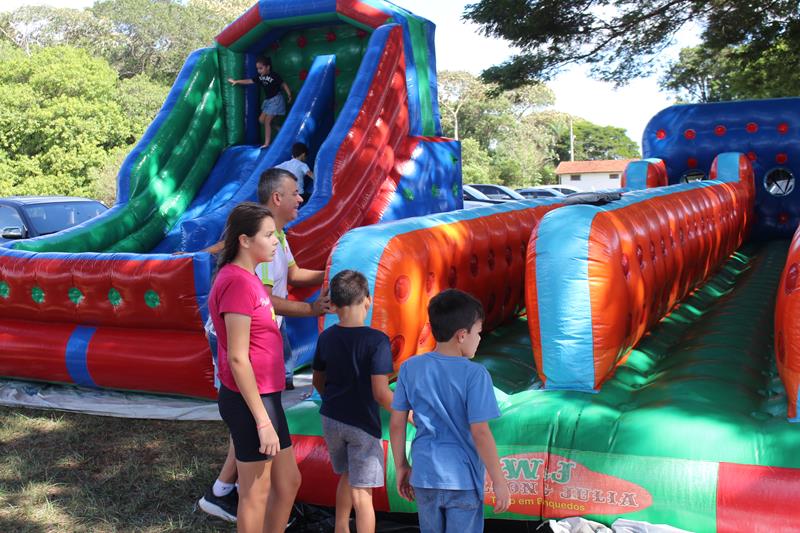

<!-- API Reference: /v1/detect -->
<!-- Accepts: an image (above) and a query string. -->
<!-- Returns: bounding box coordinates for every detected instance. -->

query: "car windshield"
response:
[463,185,492,201]
[22,201,106,235]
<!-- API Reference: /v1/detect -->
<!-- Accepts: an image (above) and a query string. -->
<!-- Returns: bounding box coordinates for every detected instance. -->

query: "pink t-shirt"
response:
[209,263,284,394]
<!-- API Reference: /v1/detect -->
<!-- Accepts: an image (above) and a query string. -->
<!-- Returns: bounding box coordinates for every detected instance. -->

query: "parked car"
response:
[0,196,108,243]
[463,185,506,208]
[516,187,565,199]
[468,183,526,201]
[516,185,581,199]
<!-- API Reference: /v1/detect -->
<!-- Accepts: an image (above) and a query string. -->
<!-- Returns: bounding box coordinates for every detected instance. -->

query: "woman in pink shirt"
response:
[208,202,301,532]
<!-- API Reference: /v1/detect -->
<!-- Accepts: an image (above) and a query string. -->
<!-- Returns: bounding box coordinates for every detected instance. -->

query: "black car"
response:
[0,196,108,243]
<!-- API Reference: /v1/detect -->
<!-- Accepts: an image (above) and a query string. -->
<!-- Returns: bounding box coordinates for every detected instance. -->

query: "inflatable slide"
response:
[0,0,461,398]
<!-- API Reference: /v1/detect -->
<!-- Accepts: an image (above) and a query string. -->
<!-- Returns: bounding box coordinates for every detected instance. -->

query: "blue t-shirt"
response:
[312,325,393,438]
[391,352,500,495]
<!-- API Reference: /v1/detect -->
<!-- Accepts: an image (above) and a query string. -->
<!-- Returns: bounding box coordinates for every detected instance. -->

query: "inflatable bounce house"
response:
[0,0,461,397]
[2,1,800,531]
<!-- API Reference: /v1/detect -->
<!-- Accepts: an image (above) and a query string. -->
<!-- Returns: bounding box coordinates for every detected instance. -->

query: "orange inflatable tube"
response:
[526,152,754,391]
[323,199,564,368]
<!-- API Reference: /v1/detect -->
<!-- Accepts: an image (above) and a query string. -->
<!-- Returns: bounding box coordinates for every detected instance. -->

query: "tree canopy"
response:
[660,40,800,102]
[438,70,637,186]
[0,45,166,200]
[0,0,252,83]
[463,0,800,90]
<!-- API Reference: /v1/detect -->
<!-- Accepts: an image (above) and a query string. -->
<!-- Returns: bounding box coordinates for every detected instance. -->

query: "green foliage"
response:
[90,0,218,82]
[463,0,800,89]
[661,41,800,102]
[439,70,562,184]
[0,46,166,201]
[551,118,640,162]
[116,74,169,142]
[460,138,497,185]
[1,0,226,83]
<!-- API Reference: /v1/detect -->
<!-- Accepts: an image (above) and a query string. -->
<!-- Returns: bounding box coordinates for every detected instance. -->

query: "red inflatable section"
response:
[775,223,800,419]
[0,254,215,398]
[293,434,390,511]
[717,462,800,532]
[287,25,409,271]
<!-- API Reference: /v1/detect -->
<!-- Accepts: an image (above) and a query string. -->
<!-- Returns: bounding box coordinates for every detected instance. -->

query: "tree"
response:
[90,0,219,82]
[188,0,253,22]
[0,1,224,83]
[462,0,800,89]
[437,71,487,140]
[460,138,496,185]
[551,118,640,162]
[661,41,800,102]
[0,6,115,55]
[0,46,166,200]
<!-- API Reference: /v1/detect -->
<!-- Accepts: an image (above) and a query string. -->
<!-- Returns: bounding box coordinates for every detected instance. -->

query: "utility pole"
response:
[569,116,575,162]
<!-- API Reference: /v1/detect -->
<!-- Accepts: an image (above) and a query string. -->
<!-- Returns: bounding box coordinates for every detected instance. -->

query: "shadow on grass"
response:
[0,405,235,533]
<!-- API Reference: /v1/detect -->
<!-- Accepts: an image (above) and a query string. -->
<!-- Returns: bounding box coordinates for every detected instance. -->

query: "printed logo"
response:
[260,297,270,308]
[485,452,652,518]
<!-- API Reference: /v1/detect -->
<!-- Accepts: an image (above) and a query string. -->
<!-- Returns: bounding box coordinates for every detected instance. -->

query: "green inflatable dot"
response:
[452,183,460,198]
[68,287,84,305]
[108,288,122,307]
[431,185,440,197]
[450,154,459,165]
[144,290,160,309]
[0,281,9,299]
[31,286,44,304]
[402,188,414,201]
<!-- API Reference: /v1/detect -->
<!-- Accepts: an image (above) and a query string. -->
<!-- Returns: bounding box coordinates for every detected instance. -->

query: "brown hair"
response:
[217,202,273,271]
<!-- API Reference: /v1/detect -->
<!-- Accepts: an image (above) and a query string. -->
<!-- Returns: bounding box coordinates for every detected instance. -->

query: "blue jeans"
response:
[281,321,295,382]
[414,487,484,533]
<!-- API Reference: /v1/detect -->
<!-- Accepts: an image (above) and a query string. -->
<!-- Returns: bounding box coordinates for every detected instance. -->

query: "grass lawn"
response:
[0,405,235,532]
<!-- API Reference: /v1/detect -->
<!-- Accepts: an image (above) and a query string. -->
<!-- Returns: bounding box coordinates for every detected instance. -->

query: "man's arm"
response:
[470,421,510,514]
[266,284,330,318]
[287,264,324,287]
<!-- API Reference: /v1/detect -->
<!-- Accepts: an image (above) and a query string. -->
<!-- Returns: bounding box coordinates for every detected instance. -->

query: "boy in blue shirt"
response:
[389,289,510,532]
[312,270,394,533]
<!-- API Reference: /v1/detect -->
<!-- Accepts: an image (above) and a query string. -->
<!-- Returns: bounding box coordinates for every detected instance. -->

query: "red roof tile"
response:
[555,159,634,174]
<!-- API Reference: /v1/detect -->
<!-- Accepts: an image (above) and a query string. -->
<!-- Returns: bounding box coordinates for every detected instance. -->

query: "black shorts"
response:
[218,384,293,462]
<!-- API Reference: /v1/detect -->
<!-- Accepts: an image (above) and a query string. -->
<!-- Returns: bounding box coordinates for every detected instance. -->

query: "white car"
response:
[468,184,526,201]
[462,185,505,208]
[516,186,580,199]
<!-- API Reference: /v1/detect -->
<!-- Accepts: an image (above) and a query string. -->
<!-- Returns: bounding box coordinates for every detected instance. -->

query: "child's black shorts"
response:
[218,384,292,462]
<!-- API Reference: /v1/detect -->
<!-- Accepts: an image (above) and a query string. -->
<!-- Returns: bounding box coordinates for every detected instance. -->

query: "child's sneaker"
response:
[198,486,238,522]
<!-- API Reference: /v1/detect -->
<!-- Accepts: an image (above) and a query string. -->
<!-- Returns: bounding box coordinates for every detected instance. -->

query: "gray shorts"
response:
[321,416,385,488]
[261,94,286,116]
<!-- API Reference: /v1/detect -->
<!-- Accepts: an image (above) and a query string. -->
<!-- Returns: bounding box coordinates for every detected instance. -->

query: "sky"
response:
[3,0,689,148]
